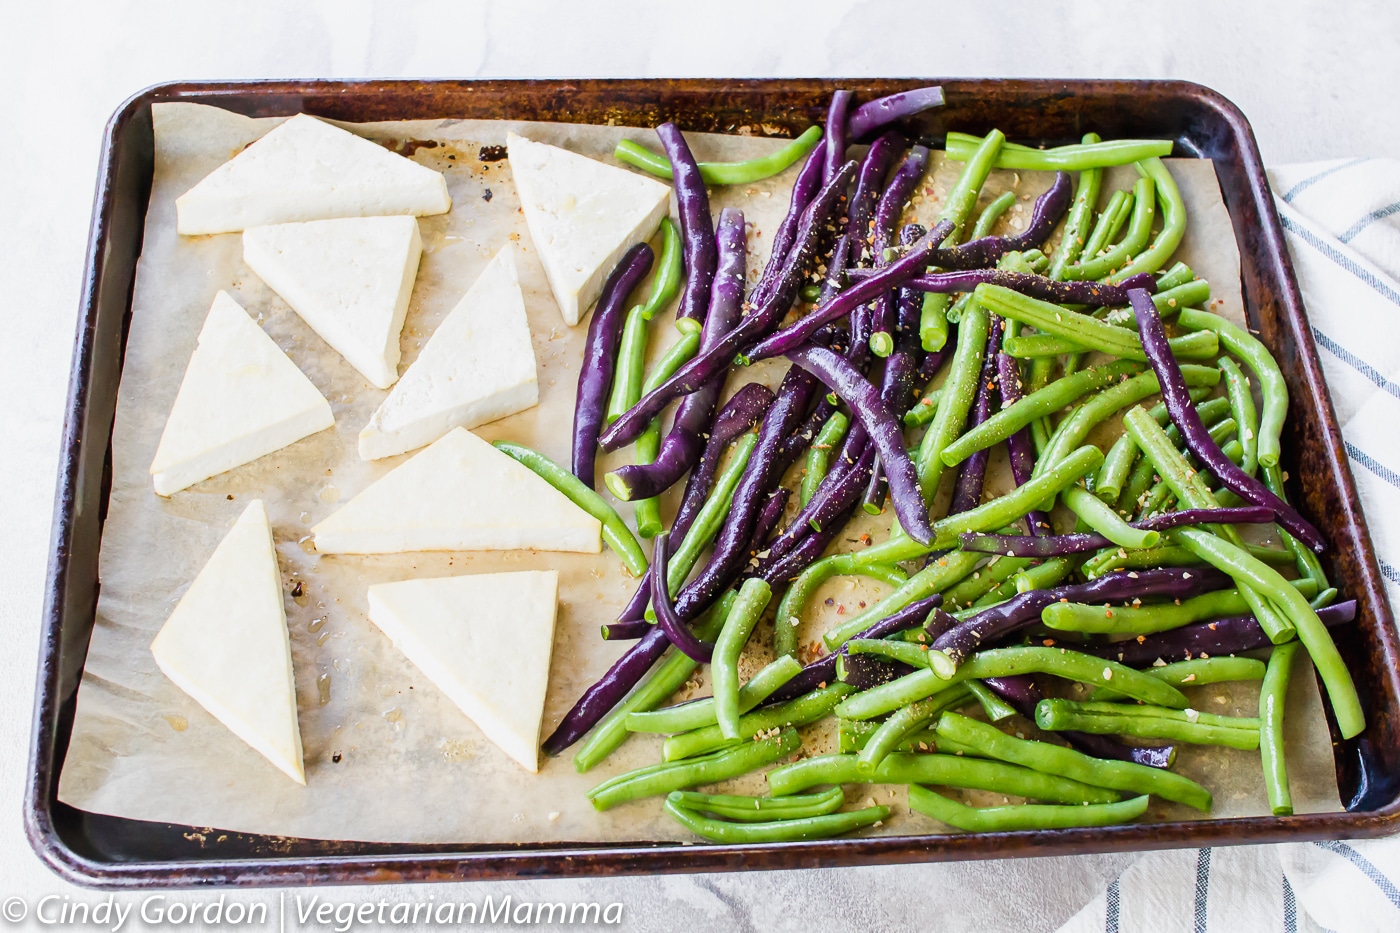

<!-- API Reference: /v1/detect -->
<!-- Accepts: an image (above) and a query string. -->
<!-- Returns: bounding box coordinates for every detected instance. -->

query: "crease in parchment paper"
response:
[56,102,1339,844]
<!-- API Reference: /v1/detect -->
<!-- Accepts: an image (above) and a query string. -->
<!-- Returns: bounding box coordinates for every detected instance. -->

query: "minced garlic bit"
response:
[1152,658,1168,667]
[1182,673,1197,682]
[1102,667,1114,680]
[1184,708,1200,722]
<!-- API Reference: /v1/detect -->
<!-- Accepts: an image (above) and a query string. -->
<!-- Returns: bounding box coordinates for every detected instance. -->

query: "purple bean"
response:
[919,342,953,383]
[745,487,792,563]
[775,440,875,557]
[672,368,819,620]
[605,210,745,500]
[766,594,944,704]
[853,269,1158,308]
[840,652,916,691]
[869,146,932,352]
[931,173,1072,269]
[571,243,654,488]
[980,675,1175,769]
[541,625,669,755]
[841,132,905,364]
[599,619,649,641]
[1086,600,1357,667]
[748,220,954,362]
[823,90,853,183]
[615,383,775,625]
[650,532,714,663]
[656,124,717,326]
[786,346,935,544]
[753,146,825,305]
[932,567,1233,665]
[996,347,1049,535]
[949,317,1002,516]
[599,161,859,450]
[959,506,1279,557]
[845,86,946,140]
[1129,288,1325,552]
[752,503,854,585]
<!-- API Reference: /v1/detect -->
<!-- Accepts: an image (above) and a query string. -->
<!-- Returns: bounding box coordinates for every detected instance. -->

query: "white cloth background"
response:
[4,2,1400,930]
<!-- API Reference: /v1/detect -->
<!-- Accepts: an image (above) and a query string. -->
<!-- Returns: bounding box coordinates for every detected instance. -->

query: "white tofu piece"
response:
[150,291,335,497]
[151,500,306,785]
[367,570,558,772]
[313,427,601,554]
[358,247,538,460]
[243,215,422,389]
[175,113,451,235]
[507,132,670,326]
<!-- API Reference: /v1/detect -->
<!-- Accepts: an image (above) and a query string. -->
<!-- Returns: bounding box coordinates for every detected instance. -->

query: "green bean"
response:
[606,306,650,425]
[966,680,1018,721]
[1171,527,1364,738]
[1091,656,1268,701]
[1082,189,1134,260]
[1082,540,1297,579]
[629,329,702,537]
[774,554,906,658]
[1108,158,1186,281]
[1217,357,1259,477]
[668,786,846,822]
[573,592,734,772]
[842,638,933,671]
[1108,397,1233,511]
[872,446,1106,567]
[826,550,985,649]
[839,719,943,754]
[1096,433,1139,504]
[1002,329,1218,361]
[1151,280,1212,318]
[972,563,1043,608]
[614,126,823,186]
[1260,641,1303,816]
[976,284,1199,364]
[972,190,1017,239]
[1065,175,1156,281]
[802,411,851,506]
[857,688,974,774]
[1263,463,1331,592]
[713,578,773,739]
[665,683,852,761]
[768,752,1122,805]
[1311,587,1339,609]
[910,786,1150,833]
[665,432,758,596]
[904,386,945,427]
[944,133,1174,172]
[940,646,1190,705]
[664,796,887,842]
[919,130,1005,351]
[1044,587,1255,635]
[638,217,684,319]
[492,441,648,576]
[1047,134,1104,280]
[918,300,991,497]
[1035,698,1260,750]
[935,711,1212,811]
[1177,307,1287,467]
[587,728,800,811]
[942,555,1035,610]
[1041,698,1259,730]
[941,361,1144,469]
[1156,262,1195,291]
[1014,556,1075,592]
[626,655,802,734]
[1038,372,1219,484]
[1063,485,1160,549]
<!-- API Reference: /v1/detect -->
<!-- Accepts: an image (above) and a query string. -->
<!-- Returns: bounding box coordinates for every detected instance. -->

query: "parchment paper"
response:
[57,103,1339,845]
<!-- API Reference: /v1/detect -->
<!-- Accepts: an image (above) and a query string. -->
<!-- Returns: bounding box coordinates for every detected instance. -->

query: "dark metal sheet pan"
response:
[26,77,1400,888]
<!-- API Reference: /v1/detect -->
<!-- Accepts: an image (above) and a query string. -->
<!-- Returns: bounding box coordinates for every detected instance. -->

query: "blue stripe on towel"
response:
[1312,840,1400,910]
[1281,158,1370,203]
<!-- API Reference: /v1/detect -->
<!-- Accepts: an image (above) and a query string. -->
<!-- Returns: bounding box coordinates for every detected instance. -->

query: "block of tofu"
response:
[150,291,335,497]
[151,500,306,785]
[243,215,422,389]
[313,427,600,554]
[367,570,558,772]
[507,132,670,326]
[358,247,538,460]
[175,113,451,235]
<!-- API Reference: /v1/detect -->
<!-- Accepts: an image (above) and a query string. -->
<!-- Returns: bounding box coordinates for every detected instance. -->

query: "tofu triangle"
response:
[176,113,451,235]
[151,500,306,785]
[507,132,670,326]
[150,291,335,496]
[359,246,538,460]
[313,427,601,554]
[367,570,559,772]
[243,215,422,388]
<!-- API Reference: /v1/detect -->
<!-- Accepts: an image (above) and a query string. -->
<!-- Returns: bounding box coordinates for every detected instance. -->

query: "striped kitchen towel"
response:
[1056,159,1400,933]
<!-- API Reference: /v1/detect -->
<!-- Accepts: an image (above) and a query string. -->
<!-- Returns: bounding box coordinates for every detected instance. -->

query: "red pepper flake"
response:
[859,533,873,546]
[836,605,846,615]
